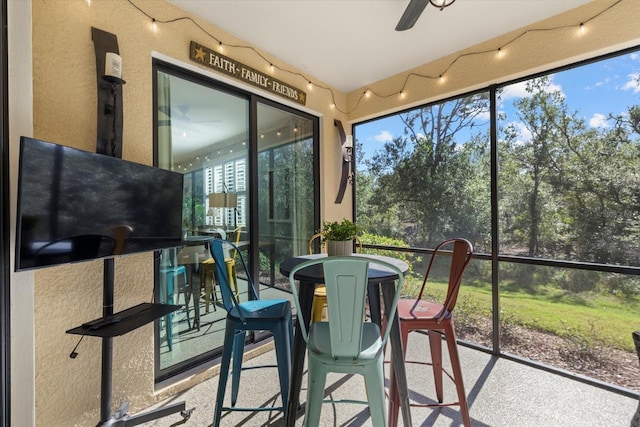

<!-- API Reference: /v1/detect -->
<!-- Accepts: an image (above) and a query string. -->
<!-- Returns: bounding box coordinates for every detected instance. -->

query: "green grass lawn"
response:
[403,276,640,352]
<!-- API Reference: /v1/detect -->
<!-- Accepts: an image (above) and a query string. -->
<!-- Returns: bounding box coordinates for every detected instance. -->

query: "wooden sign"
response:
[190,41,306,105]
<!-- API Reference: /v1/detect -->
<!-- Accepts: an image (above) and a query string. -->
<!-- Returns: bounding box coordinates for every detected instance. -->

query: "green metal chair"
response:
[288,256,404,427]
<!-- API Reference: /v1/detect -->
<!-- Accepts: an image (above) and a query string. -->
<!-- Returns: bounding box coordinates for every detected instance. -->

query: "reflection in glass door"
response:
[155,67,249,376]
[257,101,317,295]
[153,62,318,381]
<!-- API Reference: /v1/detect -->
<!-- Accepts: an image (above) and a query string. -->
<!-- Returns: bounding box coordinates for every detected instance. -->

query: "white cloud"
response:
[500,77,564,101]
[507,121,532,145]
[476,110,491,121]
[587,77,610,89]
[589,113,609,129]
[373,130,393,143]
[500,81,529,100]
[630,53,640,62]
[622,73,640,93]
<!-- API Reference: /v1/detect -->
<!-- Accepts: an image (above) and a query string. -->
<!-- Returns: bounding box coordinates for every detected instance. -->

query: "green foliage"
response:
[603,273,640,300]
[358,71,640,264]
[552,269,600,293]
[258,251,270,271]
[358,231,421,278]
[359,93,491,249]
[400,257,639,352]
[352,60,640,366]
[319,219,362,241]
[449,293,488,335]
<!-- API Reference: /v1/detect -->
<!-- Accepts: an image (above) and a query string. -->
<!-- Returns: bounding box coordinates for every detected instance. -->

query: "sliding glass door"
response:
[153,60,318,380]
[256,101,317,294]
[155,64,250,378]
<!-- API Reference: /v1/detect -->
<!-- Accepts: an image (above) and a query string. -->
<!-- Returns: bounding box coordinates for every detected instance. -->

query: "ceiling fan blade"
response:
[395,0,429,31]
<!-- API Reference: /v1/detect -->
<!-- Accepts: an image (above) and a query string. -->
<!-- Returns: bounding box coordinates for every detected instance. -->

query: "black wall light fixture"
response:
[334,119,353,204]
[92,27,124,158]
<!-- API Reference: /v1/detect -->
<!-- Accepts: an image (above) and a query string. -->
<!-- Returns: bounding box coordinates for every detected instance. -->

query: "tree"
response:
[500,77,581,257]
[361,93,491,248]
[500,75,640,265]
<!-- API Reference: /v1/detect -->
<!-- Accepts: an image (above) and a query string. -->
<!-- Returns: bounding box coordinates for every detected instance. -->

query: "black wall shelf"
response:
[66,302,181,338]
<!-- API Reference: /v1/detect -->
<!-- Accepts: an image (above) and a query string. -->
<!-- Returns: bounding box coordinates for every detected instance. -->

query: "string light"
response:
[151,18,157,33]
[125,0,623,114]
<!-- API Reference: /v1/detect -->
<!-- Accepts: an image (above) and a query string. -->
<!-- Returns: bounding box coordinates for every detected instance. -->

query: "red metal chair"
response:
[388,238,474,427]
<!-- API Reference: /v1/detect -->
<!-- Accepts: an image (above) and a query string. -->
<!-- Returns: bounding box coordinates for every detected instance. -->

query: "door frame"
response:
[152,58,320,382]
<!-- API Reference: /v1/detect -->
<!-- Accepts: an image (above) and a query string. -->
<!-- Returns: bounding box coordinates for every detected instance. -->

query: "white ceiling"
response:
[169,0,593,93]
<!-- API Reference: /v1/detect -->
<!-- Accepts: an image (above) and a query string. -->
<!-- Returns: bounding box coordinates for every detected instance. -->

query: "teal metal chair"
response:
[158,264,189,351]
[210,239,293,427]
[288,256,404,427]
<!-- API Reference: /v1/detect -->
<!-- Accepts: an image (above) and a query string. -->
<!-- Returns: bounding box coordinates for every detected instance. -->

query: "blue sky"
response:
[354,51,640,166]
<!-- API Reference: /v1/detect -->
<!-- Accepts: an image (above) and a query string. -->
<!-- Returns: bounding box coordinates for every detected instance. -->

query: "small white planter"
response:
[327,240,353,256]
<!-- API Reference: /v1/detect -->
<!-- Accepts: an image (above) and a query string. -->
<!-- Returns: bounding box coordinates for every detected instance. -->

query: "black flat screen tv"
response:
[15,136,184,271]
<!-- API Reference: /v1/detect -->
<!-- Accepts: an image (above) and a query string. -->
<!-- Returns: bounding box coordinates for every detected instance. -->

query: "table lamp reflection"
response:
[208,192,238,228]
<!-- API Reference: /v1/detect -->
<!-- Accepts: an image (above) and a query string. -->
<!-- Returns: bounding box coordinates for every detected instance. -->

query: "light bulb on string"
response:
[121,0,622,117]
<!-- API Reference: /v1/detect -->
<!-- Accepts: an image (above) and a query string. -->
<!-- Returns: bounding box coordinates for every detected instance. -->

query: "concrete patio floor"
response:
[140,331,639,427]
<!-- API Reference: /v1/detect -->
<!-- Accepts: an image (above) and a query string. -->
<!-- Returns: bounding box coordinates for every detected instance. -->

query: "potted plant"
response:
[320,219,362,256]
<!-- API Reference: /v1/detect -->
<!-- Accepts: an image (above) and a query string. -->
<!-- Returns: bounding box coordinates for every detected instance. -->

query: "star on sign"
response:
[194,46,206,62]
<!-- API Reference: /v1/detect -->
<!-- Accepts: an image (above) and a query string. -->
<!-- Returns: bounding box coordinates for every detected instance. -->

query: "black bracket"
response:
[92,27,124,158]
[334,119,351,204]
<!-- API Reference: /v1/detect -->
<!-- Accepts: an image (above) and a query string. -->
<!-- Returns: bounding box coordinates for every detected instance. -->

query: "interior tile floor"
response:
[140,330,639,427]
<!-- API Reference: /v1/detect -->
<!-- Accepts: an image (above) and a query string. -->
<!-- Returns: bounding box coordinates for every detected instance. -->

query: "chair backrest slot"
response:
[324,259,370,358]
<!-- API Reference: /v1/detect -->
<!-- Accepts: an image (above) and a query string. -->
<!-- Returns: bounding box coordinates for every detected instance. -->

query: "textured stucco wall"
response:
[29,0,347,425]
